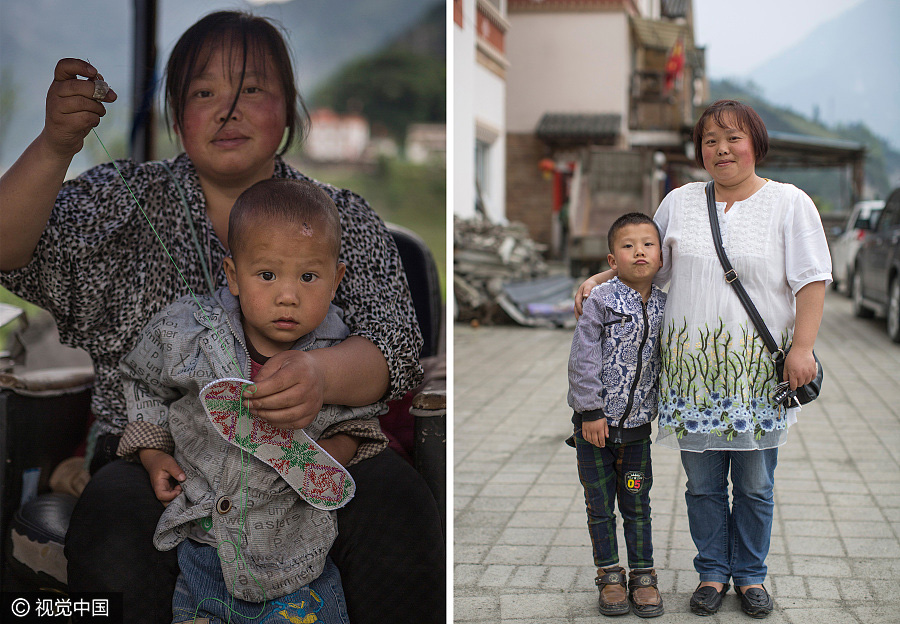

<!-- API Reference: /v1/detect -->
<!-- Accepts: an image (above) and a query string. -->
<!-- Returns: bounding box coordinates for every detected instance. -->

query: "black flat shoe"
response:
[689,583,729,616]
[736,585,774,618]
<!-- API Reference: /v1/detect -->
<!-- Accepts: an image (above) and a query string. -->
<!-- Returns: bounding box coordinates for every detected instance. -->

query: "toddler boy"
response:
[118,178,388,623]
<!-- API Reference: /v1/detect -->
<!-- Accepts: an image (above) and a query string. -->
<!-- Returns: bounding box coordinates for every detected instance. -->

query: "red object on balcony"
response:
[664,36,685,93]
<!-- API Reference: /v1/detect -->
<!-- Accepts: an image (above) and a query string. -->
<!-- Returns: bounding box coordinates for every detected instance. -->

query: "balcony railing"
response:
[629,70,691,131]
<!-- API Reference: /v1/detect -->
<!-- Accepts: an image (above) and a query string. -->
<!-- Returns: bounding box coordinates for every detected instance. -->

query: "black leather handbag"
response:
[705,181,823,408]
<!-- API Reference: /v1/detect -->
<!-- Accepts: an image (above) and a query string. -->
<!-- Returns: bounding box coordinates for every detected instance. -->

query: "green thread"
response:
[660,317,790,438]
[90,131,268,620]
[90,129,241,376]
[159,159,217,296]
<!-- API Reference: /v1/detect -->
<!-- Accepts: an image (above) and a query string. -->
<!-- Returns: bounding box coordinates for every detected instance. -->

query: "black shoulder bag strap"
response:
[705,181,823,407]
[704,181,784,360]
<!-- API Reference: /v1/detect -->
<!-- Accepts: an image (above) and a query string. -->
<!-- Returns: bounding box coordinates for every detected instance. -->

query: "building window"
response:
[475,139,491,195]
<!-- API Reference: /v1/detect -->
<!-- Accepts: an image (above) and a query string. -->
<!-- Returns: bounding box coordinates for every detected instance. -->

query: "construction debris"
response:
[454,215,576,328]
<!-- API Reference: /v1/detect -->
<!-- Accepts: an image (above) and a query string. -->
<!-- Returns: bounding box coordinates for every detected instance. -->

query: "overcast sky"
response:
[693,0,867,78]
[228,1,872,80]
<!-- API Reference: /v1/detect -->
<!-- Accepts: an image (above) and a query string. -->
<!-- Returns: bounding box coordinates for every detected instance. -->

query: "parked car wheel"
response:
[888,277,900,343]
[843,266,855,298]
[852,271,874,318]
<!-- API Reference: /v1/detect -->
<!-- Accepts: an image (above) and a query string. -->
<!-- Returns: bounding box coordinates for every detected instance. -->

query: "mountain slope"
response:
[311,2,446,140]
[746,0,900,150]
[0,0,441,171]
[242,0,442,89]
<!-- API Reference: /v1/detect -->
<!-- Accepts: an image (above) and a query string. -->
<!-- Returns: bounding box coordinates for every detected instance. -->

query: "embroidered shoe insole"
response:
[199,378,354,510]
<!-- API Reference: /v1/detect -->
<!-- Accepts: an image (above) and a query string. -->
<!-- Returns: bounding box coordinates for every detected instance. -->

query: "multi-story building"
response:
[505,0,706,269]
[454,0,510,222]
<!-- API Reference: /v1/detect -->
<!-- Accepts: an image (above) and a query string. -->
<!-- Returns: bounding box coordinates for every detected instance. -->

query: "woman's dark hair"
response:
[165,10,309,154]
[692,100,768,168]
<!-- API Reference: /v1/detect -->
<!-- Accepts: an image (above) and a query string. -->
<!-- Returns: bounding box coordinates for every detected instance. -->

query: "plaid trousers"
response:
[574,430,654,569]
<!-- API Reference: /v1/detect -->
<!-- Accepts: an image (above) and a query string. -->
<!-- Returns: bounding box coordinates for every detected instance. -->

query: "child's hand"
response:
[139,449,186,506]
[41,59,118,159]
[582,418,609,448]
[244,350,324,430]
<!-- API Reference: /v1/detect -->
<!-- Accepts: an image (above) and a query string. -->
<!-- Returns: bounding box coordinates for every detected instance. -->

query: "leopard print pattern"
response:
[0,154,423,435]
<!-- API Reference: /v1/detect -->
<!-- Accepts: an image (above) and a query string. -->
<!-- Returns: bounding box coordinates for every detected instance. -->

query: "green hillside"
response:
[310,2,445,143]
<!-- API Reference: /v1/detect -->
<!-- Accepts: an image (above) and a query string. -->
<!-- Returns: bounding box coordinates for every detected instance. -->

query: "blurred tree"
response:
[0,65,18,158]
[311,48,445,144]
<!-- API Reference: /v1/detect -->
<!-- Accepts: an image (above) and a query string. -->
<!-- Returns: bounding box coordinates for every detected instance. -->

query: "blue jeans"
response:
[575,431,654,569]
[681,448,778,586]
[172,539,349,624]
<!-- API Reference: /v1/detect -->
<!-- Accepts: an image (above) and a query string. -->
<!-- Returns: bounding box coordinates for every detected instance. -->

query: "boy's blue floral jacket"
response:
[567,278,666,429]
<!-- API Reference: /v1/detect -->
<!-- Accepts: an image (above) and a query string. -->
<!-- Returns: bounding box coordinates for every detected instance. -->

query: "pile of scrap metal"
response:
[454,215,577,328]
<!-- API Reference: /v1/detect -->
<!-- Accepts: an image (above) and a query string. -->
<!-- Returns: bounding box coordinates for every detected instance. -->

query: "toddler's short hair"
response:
[607,212,660,251]
[228,179,342,260]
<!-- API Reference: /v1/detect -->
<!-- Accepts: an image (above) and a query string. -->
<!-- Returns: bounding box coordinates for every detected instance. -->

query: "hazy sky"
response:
[199,1,871,80]
[693,0,867,78]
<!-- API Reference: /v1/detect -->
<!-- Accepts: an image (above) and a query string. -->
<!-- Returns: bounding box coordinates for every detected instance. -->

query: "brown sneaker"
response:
[595,565,629,616]
[628,568,664,618]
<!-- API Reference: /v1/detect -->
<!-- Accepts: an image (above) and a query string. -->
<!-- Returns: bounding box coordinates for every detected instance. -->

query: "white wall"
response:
[473,63,507,223]
[454,0,507,222]
[453,0,476,218]
[505,12,631,134]
[305,115,369,162]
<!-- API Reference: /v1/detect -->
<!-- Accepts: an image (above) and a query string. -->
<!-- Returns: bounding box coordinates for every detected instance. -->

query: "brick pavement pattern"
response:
[454,291,900,623]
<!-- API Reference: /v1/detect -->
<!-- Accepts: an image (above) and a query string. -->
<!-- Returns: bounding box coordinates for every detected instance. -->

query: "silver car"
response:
[831,199,885,295]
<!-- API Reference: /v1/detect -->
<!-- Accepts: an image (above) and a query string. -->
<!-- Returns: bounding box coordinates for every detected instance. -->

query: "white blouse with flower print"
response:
[652,180,831,452]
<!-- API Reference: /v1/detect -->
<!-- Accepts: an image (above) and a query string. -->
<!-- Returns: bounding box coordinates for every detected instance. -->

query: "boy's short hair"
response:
[228,179,342,260]
[607,212,661,251]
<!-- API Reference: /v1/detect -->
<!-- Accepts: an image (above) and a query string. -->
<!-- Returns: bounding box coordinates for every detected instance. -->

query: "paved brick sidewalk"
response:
[453,290,900,623]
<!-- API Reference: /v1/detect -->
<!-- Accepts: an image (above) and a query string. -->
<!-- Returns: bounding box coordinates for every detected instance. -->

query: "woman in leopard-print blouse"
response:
[0,11,442,624]
[0,152,422,436]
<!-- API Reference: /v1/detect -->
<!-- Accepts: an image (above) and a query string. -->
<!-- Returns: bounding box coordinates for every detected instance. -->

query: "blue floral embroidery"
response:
[659,319,791,440]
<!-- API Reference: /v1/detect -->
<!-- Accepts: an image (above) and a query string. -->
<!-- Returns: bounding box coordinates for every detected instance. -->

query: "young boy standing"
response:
[118,179,387,623]
[567,212,666,618]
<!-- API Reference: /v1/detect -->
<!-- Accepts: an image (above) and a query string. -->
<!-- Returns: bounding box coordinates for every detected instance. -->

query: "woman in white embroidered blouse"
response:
[575,100,830,618]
